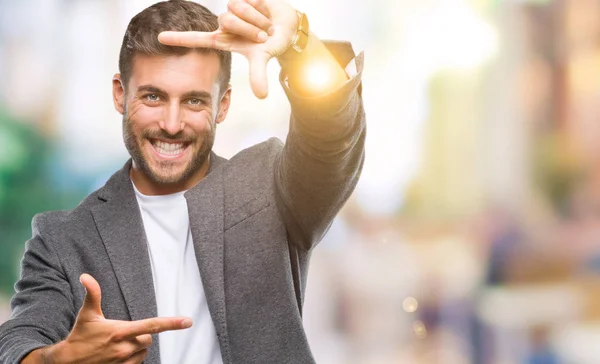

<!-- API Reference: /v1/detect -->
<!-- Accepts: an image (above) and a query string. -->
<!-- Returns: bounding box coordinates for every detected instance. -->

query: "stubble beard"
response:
[122,114,215,186]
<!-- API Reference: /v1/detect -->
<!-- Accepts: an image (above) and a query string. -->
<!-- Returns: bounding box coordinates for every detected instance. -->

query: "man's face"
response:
[113,51,230,190]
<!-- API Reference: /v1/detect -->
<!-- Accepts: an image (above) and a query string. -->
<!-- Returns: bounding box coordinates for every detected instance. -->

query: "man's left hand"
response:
[158,0,298,99]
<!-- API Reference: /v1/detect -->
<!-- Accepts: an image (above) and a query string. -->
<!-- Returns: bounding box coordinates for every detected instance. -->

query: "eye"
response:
[187,98,202,106]
[145,94,160,102]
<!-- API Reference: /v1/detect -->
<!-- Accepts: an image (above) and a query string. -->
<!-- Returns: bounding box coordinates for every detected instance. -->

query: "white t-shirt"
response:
[133,182,223,364]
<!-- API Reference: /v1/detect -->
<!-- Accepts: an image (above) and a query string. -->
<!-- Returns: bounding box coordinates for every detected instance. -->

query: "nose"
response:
[159,101,184,135]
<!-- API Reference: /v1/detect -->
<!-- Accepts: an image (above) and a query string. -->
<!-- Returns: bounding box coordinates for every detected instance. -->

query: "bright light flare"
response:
[302,60,334,92]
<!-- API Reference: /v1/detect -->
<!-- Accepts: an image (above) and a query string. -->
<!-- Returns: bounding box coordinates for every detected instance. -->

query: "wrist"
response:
[23,341,67,364]
[21,347,47,364]
[278,33,349,96]
[277,31,312,69]
[43,340,70,364]
[277,10,309,64]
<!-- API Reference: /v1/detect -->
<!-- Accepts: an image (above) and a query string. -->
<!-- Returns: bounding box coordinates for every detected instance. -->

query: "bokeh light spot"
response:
[412,320,427,339]
[403,297,419,313]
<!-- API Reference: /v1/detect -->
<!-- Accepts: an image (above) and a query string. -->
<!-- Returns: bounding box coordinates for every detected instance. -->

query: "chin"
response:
[146,163,191,185]
[127,136,213,189]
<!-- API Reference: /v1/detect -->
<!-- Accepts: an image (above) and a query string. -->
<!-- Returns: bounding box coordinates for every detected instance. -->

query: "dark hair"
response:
[118,0,231,93]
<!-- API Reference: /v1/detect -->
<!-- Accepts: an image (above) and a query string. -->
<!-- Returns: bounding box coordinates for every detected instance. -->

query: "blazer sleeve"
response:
[0,214,76,364]
[274,41,366,251]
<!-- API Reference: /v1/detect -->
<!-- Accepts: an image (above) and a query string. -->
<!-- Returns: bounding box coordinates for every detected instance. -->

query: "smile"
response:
[149,139,190,159]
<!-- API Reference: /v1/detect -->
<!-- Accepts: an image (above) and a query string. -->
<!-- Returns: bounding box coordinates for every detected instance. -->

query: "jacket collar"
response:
[91,151,232,364]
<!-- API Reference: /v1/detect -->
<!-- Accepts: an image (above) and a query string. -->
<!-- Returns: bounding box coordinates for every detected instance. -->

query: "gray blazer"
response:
[0,42,365,364]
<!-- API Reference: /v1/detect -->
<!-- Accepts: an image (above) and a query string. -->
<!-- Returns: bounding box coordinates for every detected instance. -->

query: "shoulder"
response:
[31,189,103,240]
[227,137,283,165]
[221,137,284,177]
[218,138,284,208]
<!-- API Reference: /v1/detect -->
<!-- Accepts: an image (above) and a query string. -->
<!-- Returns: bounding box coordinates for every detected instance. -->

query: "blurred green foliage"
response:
[0,109,83,296]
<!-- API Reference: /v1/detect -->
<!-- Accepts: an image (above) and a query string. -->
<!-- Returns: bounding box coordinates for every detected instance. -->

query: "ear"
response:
[112,74,125,115]
[216,86,232,124]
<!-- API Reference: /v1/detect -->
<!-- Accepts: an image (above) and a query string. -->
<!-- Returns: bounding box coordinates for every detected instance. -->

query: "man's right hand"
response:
[22,274,193,364]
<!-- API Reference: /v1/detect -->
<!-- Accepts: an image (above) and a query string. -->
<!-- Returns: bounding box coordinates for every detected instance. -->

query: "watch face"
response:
[293,12,309,52]
[296,32,309,51]
[298,12,309,35]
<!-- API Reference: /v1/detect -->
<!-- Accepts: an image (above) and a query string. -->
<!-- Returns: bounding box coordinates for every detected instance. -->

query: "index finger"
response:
[116,317,193,339]
[158,31,227,50]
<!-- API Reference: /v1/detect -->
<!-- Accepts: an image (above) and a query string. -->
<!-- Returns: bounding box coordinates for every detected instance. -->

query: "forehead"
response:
[129,51,221,93]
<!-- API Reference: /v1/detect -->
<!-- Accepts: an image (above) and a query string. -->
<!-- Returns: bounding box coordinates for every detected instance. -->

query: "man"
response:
[0,0,365,362]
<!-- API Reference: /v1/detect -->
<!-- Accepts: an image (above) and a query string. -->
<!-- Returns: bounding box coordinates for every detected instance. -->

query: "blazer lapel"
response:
[184,152,233,363]
[91,160,162,364]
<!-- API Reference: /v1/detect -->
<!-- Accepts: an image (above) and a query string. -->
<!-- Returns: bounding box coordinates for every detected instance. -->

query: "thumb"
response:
[248,52,272,99]
[79,273,104,319]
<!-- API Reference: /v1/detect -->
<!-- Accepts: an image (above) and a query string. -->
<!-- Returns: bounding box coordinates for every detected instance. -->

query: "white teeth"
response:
[153,141,185,156]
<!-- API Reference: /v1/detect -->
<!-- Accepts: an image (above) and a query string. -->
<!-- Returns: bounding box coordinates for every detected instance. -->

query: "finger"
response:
[123,348,148,364]
[248,52,271,99]
[116,317,193,339]
[158,30,232,51]
[79,274,103,318]
[133,334,153,349]
[246,0,271,19]
[110,341,146,363]
[228,0,272,32]
[220,12,268,43]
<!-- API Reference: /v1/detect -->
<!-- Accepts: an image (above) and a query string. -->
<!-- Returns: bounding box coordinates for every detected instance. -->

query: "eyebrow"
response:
[137,85,213,103]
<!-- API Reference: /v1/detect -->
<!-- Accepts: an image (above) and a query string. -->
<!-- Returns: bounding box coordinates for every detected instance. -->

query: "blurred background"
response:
[2,0,600,363]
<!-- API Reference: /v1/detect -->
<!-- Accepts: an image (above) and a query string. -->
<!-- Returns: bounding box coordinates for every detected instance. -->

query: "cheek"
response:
[185,109,214,132]
[128,103,162,128]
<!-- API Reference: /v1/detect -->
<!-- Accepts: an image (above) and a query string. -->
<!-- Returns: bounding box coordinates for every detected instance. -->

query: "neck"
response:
[130,155,211,196]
